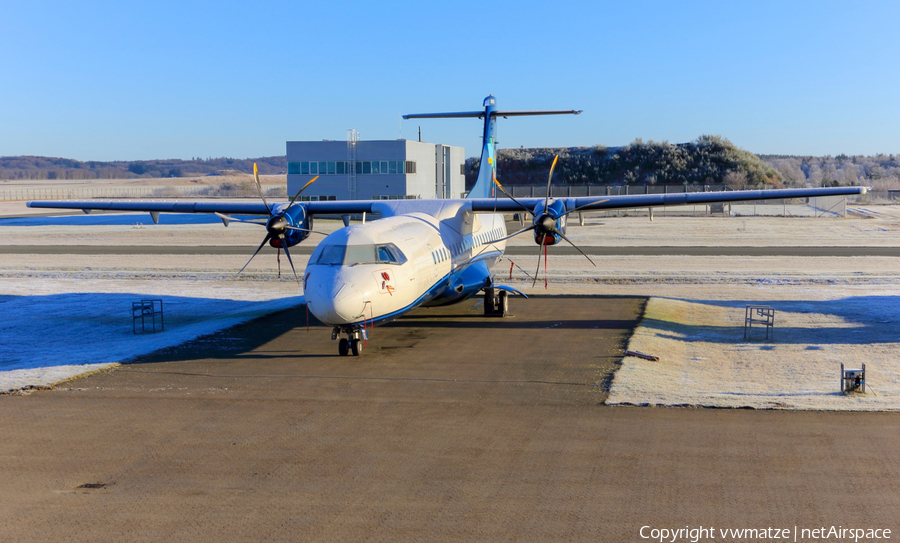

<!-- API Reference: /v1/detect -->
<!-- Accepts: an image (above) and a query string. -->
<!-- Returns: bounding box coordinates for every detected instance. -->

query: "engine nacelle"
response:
[269,203,312,248]
[532,199,567,246]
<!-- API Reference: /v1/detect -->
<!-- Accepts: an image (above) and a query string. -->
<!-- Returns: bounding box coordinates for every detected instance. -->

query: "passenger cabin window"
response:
[312,243,407,266]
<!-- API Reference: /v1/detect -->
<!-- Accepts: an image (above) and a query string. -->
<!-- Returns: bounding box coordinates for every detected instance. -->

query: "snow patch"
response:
[0,278,303,392]
[608,296,900,411]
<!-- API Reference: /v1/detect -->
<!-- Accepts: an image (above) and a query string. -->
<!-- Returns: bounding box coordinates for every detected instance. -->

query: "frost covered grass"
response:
[608,294,900,410]
[0,277,303,392]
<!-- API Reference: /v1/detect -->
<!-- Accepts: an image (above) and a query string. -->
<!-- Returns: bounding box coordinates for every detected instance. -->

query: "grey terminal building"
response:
[286,137,466,201]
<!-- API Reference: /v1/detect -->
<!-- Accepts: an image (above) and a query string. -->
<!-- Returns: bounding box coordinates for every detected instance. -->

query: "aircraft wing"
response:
[26,199,380,216]
[27,199,275,215]
[468,186,867,213]
[26,186,865,219]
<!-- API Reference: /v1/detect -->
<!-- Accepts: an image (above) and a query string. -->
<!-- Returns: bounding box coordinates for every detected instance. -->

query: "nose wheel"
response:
[333,325,367,356]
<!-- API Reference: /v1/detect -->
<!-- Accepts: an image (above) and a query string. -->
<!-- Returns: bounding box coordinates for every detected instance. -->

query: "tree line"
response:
[466,135,899,190]
[761,153,900,191]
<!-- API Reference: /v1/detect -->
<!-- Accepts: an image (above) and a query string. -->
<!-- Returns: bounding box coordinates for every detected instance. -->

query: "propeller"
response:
[492,154,599,289]
[230,164,324,280]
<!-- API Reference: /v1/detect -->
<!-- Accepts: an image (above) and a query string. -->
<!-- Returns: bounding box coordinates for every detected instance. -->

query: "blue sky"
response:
[2,0,899,161]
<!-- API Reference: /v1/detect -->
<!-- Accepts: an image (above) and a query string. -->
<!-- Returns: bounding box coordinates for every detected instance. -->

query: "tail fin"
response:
[403,95,581,200]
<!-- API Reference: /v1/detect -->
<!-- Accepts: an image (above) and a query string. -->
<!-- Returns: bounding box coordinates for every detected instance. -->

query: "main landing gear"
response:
[483,287,509,316]
[482,278,528,317]
[333,325,367,356]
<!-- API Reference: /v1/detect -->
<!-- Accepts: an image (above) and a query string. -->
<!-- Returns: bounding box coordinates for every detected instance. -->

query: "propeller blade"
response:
[491,224,536,244]
[283,225,330,236]
[238,233,272,275]
[555,199,610,220]
[549,227,596,267]
[252,163,273,217]
[532,236,545,288]
[285,175,320,213]
[544,155,559,209]
[215,212,266,226]
[492,175,534,217]
[281,242,299,281]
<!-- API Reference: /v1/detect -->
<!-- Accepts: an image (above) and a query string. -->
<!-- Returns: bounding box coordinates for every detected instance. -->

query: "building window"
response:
[460,164,465,175]
[297,158,414,175]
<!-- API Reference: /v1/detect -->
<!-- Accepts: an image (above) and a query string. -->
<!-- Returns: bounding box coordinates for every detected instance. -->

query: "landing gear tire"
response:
[333,325,367,356]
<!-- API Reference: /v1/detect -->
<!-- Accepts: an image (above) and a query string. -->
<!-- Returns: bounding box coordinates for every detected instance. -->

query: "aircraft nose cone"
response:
[332,284,364,322]
[307,282,364,325]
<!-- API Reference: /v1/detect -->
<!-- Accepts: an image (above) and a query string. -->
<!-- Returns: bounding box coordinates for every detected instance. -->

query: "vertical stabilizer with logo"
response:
[470,95,499,199]
[402,95,582,200]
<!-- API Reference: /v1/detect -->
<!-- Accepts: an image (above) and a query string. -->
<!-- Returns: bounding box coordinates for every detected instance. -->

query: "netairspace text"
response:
[640,525,892,543]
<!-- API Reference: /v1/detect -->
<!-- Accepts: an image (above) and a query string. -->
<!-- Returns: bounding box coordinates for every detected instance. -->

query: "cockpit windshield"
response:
[312,243,408,266]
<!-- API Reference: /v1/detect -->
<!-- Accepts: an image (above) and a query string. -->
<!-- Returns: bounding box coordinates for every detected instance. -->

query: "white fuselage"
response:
[304,207,507,327]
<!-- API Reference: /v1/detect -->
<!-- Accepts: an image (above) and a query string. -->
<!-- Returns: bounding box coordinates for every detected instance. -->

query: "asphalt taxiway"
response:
[2,296,898,542]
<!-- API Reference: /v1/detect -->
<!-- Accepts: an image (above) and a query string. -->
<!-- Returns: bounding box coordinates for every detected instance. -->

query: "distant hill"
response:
[0,156,287,180]
[466,136,783,189]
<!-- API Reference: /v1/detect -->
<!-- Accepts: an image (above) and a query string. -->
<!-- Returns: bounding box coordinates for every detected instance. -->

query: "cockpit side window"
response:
[377,245,393,263]
[314,243,408,266]
[381,243,407,265]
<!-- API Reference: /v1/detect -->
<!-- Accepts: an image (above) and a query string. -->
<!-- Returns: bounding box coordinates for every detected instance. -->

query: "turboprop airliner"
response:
[29,95,866,356]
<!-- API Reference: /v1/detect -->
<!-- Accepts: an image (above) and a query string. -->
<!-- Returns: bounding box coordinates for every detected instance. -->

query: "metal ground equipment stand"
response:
[133,299,164,334]
[841,363,866,393]
[744,305,775,340]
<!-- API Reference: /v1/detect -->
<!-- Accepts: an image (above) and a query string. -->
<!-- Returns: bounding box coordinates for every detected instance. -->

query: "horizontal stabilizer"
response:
[492,110,582,117]
[403,111,484,119]
[403,110,581,119]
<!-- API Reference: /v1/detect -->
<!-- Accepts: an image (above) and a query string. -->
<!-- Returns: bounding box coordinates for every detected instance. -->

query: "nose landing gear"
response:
[333,325,367,356]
